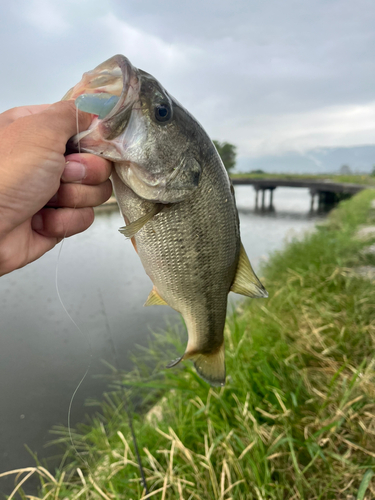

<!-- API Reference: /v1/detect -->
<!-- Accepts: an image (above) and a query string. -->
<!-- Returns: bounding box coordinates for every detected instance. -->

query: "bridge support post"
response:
[318,191,324,209]
[310,189,316,211]
[232,177,364,212]
[269,188,275,210]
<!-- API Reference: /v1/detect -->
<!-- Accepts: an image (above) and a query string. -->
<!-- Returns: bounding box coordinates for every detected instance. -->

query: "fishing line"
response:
[98,289,149,495]
[54,105,93,470]
[55,250,93,467]
[57,103,148,492]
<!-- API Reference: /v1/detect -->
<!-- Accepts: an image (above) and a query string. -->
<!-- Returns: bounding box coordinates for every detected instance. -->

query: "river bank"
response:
[3,190,375,499]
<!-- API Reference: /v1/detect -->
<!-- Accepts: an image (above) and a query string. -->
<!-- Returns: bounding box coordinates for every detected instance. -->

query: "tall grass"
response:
[2,190,375,499]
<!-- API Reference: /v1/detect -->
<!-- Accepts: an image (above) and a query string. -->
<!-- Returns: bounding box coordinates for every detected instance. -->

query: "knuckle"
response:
[59,184,84,207]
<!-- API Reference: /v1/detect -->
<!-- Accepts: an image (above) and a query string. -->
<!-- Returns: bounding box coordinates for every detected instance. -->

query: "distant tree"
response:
[339,164,352,175]
[213,140,237,172]
[371,165,375,177]
[250,169,265,174]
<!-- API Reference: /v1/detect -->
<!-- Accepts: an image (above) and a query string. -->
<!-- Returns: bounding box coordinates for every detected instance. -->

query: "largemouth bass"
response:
[64,55,267,386]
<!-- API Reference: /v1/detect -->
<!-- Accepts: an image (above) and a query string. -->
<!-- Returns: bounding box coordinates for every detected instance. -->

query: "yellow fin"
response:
[231,243,268,298]
[167,343,226,387]
[119,204,163,238]
[144,287,168,306]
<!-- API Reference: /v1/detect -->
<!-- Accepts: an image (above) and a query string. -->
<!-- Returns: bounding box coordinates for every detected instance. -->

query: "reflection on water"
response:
[0,186,322,485]
[235,187,322,269]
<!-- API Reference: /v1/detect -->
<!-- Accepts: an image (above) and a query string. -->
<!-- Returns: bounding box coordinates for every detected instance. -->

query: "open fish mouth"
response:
[64,54,201,203]
[64,55,140,157]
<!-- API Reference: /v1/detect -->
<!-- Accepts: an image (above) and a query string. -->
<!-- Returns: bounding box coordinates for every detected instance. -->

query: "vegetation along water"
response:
[3,188,375,499]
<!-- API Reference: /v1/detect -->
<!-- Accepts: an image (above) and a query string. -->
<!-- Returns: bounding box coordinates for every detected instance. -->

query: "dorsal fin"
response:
[231,243,268,298]
[144,287,168,306]
[119,203,163,238]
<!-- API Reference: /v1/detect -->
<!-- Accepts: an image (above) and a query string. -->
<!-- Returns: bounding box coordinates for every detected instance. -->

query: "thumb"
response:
[18,100,94,156]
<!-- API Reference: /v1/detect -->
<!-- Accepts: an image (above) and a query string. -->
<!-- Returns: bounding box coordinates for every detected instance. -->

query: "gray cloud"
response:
[1,0,374,166]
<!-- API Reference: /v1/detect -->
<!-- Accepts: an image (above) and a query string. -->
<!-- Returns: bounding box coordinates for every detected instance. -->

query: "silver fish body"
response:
[64,55,267,385]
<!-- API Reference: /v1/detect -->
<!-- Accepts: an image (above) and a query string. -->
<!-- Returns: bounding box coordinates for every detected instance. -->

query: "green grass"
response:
[230,172,375,186]
[3,191,375,499]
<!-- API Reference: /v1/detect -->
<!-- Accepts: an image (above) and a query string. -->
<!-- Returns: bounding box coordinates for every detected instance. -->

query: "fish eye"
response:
[155,103,171,123]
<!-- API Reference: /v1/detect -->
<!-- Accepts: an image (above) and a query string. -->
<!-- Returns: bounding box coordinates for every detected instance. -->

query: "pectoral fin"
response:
[119,204,163,238]
[231,243,268,298]
[144,287,168,306]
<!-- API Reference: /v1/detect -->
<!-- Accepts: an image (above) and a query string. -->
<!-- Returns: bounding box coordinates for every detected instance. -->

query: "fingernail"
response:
[62,161,86,182]
[32,213,43,231]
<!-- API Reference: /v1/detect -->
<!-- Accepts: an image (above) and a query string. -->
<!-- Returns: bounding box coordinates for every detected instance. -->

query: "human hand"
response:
[0,101,113,276]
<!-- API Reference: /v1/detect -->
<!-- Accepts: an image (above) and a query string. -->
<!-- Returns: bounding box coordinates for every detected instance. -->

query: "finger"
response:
[31,207,95,238]
[16,101,93,155]
[42,100,93,143]
[62,154,113,185]
[0,218,62,276]
[47,179,113,208]
[0,104,51,129]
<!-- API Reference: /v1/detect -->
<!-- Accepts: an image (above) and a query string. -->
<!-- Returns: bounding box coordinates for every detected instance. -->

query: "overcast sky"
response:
[1,0,375,168]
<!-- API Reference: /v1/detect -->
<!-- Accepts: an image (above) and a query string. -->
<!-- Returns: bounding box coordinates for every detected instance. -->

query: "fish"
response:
[63,54,267,386]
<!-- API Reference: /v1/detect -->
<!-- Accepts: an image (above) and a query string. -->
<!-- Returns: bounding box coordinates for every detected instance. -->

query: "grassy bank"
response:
[230,172,375,186]
[3,191,375,499]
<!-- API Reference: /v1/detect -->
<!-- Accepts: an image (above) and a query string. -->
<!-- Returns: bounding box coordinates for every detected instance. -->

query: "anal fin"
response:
[144,287,168,306]
[231,243,268,298]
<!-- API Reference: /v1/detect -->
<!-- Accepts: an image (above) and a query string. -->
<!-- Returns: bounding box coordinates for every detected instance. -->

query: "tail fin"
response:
[168,343,226,387]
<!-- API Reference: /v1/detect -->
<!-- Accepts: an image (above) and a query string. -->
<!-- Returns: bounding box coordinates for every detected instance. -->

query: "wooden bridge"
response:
[231,177,368,210]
